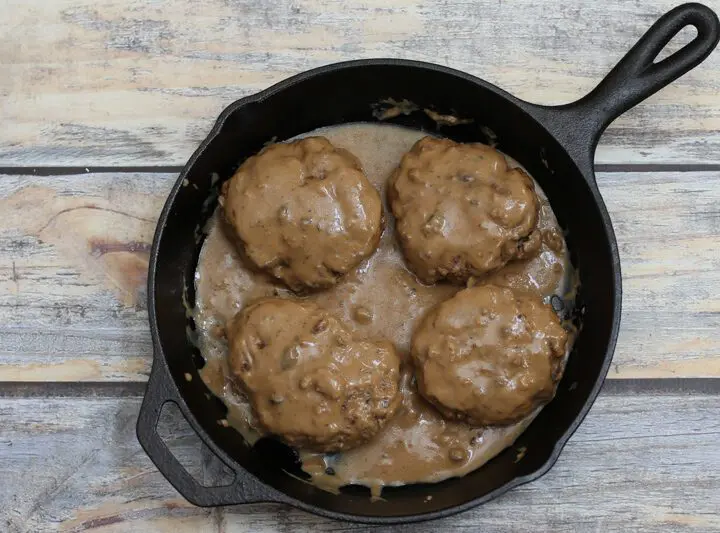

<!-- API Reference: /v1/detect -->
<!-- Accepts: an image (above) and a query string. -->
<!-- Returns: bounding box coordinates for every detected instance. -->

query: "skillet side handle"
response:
[526,3,719,173]
[136,359,282,507]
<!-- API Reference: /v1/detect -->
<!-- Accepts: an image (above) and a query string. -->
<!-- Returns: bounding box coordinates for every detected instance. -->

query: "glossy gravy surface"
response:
[194,123,574,496]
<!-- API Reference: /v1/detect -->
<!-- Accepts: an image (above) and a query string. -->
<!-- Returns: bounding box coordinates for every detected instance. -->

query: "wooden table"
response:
[2,1,720,531]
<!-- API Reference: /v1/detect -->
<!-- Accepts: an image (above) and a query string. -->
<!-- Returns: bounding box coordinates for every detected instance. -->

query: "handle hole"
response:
[654,24,698,63]
[157,401,235,488]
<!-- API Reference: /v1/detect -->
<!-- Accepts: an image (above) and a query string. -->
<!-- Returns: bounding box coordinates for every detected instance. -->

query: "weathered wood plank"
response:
[0,173,169,381]
[598,171,720,379]
[1,0,719,166]
[1,170,719,380]
[0,391,718,532]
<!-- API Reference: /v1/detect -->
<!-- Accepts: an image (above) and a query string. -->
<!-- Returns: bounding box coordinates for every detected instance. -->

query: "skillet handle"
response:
[136,359,283,507]
[526,3,719,170]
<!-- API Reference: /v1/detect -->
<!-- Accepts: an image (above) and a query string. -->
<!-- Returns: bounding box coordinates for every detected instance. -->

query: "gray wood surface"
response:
[1,387,718,533]
[2,171,719,381]
[3,0,720,530]
[1,0,720,166]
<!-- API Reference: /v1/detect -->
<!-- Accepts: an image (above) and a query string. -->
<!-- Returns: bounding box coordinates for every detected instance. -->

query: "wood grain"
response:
[598,171,720,379]
[0,390,717,532]
[0,173,169,382]
[3,2,719,531]
[1,0,720,166]
[2,170,719,381]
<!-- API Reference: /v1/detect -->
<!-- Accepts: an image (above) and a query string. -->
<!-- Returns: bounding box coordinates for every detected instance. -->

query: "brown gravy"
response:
[193,123,574,497]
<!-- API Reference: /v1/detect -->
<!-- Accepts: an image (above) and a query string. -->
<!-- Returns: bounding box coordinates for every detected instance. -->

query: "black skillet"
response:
[137,3,719,524]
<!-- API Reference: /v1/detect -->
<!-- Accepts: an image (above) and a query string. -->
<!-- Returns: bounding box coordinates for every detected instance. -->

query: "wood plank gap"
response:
[596,163,720,173]
[601,378,720,395]
[0,378,718,399]
[0,381,147,398]
[0,166,183,176]
[2,163,720,177]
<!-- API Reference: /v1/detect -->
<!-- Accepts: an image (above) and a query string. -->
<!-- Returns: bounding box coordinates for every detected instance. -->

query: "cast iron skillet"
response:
[137,3,719,524]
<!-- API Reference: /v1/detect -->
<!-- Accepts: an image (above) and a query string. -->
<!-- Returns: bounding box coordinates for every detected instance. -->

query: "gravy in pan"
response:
[193,123,575,497]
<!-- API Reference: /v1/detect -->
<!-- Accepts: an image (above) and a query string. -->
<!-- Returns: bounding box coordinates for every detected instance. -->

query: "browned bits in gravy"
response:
[388,137,541,284]
[194,123,575,492]
[299,369,537,493]
[221,136,383,292]
[411,285,569,426]
[352,305,374,324]
[226,298,401,452]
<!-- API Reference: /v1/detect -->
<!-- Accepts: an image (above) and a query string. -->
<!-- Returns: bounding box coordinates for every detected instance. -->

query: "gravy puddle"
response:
[193,123,575,497]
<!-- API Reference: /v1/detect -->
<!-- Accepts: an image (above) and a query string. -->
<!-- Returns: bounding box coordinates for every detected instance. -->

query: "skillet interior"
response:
[150,61,618,519]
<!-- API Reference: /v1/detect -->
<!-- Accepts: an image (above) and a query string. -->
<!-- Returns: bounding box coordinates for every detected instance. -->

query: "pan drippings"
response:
[194,123,575,497]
